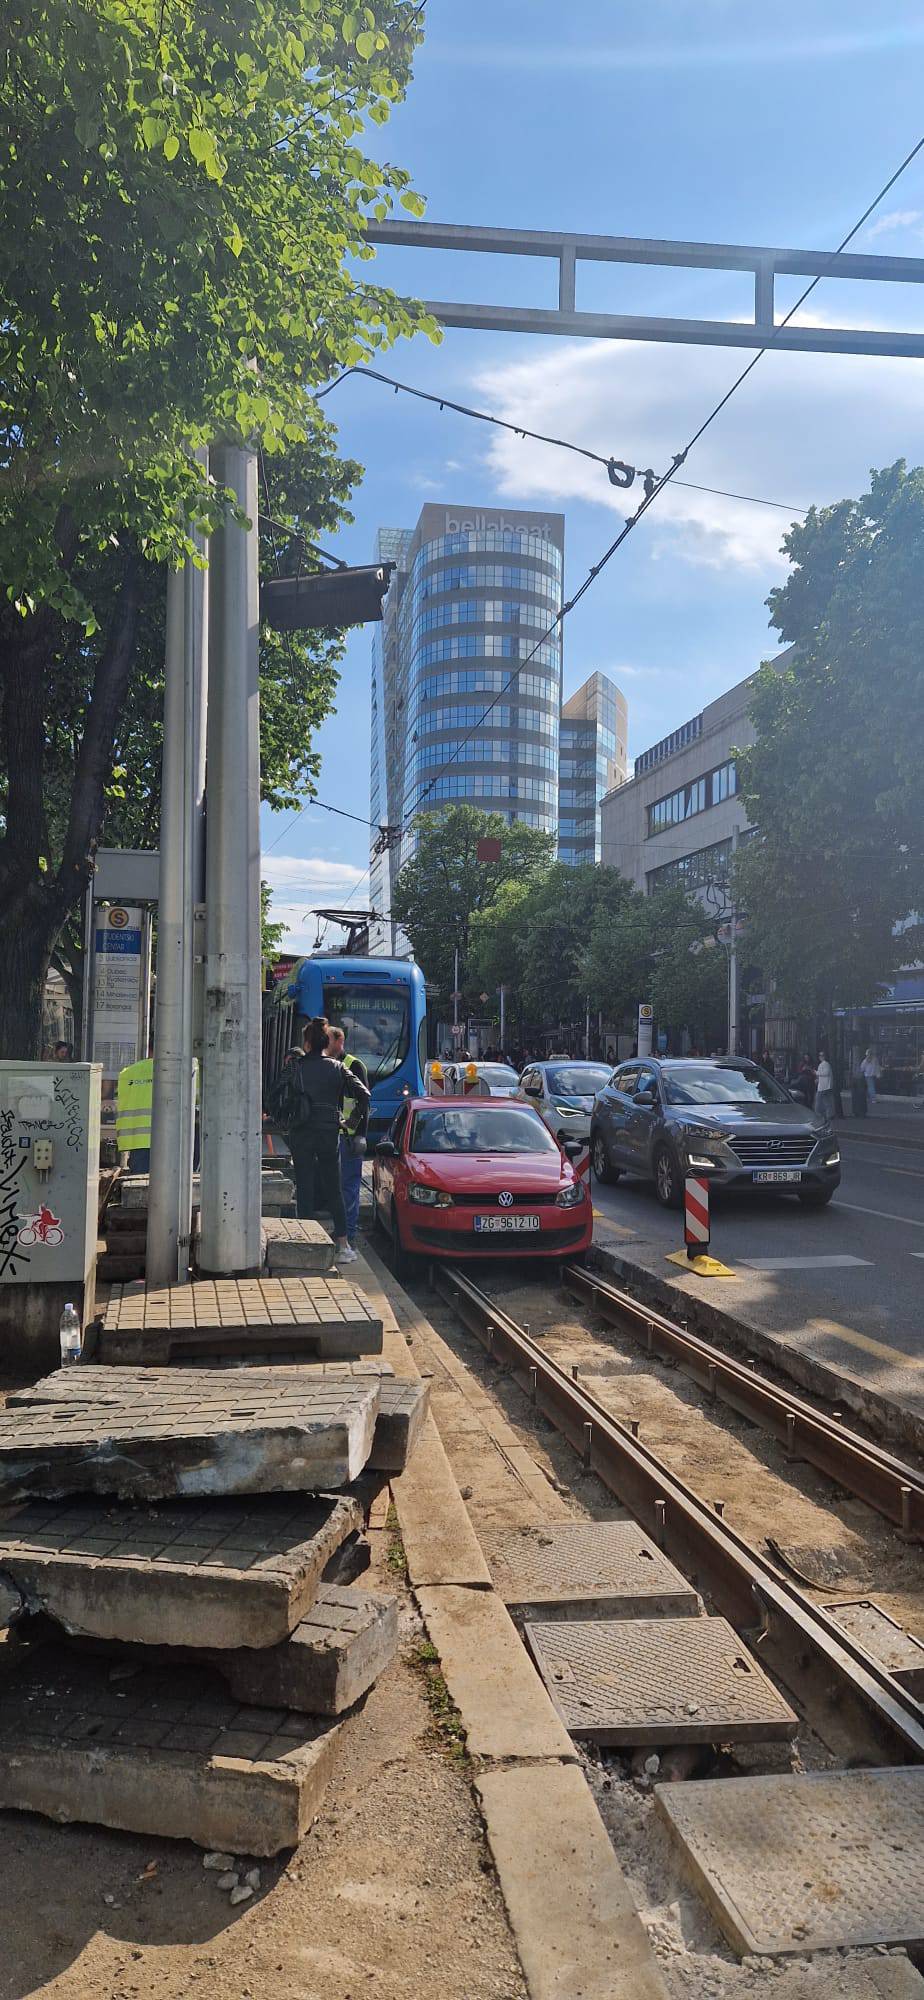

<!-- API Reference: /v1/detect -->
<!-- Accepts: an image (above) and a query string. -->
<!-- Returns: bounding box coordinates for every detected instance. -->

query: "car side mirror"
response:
[562,1137,583,1159]
[525,1079,541,1095]
[375,1139,397,1157]
[634,1087,657,1106]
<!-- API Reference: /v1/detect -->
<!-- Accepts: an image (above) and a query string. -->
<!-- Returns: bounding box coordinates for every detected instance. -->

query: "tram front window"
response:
[323,985,411,1083]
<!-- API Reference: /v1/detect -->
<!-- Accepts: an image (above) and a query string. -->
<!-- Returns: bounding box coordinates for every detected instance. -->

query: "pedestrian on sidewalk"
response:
[271,1016,370,1265]
[326,1023,369,1253]
[860,1046,882,1108]
[815,1049,836,1123]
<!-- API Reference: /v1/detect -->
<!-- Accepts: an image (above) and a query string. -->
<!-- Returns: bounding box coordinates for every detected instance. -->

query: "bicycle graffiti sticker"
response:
[17,1205,64,1248]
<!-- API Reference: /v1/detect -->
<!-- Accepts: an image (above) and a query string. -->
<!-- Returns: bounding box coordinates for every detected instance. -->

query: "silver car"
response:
[590,1057,841,1209]
[517,1060,613,1144]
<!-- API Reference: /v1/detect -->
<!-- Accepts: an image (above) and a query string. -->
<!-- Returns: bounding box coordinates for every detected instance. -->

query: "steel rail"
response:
[436,1265,924,1764]
[563,1262,924,1541]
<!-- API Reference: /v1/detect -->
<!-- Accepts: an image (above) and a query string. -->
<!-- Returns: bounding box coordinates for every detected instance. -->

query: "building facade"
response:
[600,672,761,906]
[369,502,566,951]
[558,673,628,865]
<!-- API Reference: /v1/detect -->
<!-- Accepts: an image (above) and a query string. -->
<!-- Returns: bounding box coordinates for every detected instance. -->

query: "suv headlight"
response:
[556,1181,586,1208]
[553,1102,579,1115]
[408,1183,452,1207]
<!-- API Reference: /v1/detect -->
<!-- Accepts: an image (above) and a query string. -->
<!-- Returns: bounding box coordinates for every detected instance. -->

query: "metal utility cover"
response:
[822,1599,924,1698]
[525,1617,797,1745]
[656,1768,924,1956]
[490,1521,701,1622]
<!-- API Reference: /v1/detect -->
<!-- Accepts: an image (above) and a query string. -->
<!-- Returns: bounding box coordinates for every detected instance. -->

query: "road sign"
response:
[637,1001,654,1059]
[684,1175,710,1257]
[479,992,489,1004]
[573,1144,591,1185]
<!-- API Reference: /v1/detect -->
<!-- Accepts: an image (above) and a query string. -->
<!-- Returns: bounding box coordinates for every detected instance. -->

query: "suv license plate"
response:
[753,1169,802,1184]
[473,1214,541,1233]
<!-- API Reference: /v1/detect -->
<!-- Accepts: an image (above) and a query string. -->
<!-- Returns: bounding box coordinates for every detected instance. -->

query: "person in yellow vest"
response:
[325,1024,369,1251]
[116,1047,153,1167]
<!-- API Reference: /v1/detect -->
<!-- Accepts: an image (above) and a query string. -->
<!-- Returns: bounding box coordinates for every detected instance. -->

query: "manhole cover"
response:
[489,1520,700,1622]
[525,1616,796,1745]
[656,1767,924,1956]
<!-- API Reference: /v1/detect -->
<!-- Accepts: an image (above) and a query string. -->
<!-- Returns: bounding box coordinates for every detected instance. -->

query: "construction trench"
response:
[1,1185,924,1998]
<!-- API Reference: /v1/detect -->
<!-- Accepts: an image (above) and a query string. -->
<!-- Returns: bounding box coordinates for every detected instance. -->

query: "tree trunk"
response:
[0,913,56,1060]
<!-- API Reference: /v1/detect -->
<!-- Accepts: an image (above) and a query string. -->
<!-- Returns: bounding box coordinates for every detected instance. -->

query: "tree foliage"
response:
[390,805,554,1003]
[736,462,924,1014]
[0,0,434,1053]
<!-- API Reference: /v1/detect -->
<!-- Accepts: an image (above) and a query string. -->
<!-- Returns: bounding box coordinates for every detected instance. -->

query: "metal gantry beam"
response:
[365,220,924,357]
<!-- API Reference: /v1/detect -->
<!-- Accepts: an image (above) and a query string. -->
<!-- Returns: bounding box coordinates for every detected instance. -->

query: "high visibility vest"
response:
[116,1057,153,1153]
[341,1051,367,1135]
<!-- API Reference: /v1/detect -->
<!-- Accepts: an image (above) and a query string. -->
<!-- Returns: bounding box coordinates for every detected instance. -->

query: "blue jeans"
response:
[339,1136,363,1245]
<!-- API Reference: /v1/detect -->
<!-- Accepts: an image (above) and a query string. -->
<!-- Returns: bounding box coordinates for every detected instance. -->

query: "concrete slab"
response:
[392,1415,491,1588]
[0,1492,362,1647]
[416,1584,576,1764]
[366,1379,430,1473]
[98,1277,383,1364]
[475,1762,669,2000]
[0,1645,341,1855]
[0,1377,380,1501]
[525,1617,797,1746]
[213,1583,398,1715]
[488,1521,701,1624]
[119,1171,295,1216]
[655,1766,924,1956]
[262,1219,335,1275]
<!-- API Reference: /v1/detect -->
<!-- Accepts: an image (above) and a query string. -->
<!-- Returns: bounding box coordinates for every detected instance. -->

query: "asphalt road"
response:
[590,1126,924,1370]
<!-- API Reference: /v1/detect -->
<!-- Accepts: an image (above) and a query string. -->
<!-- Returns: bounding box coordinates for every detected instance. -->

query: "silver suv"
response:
[590,1057,840,1209]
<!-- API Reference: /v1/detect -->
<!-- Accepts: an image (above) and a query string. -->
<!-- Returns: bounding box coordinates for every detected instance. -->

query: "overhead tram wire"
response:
[315,364,810,518]
[399,125,924,833]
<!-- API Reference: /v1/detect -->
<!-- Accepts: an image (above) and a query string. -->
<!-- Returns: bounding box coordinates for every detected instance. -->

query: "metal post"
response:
[80,880,95,1061]
[199,442,262,1275]
[147,460,209,1288]
[727,827,740,1057]
[499,982,506,1051]
[453,947,459,1031]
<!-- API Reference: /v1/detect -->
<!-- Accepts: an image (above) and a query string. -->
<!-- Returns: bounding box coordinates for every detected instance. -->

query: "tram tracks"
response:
[433,1262,924,1766]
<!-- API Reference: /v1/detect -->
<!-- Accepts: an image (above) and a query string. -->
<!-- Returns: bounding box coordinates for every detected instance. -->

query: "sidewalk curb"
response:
[356,1242,669,2000]
[588,1233,924,1459]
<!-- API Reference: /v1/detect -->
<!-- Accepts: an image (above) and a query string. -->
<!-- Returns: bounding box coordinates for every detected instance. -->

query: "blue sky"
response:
[261,0,924,947]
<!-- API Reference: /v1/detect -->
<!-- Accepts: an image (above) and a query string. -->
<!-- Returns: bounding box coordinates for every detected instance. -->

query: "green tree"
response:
[736,462,924,1017]
[580,882,721,1037]
[260,881,288,971]
[390,805,554,1004]
[0,0,433,1053]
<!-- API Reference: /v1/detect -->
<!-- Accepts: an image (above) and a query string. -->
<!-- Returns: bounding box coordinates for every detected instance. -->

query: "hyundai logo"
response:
[498,1190,514,1208]
[768,1139,784,1151]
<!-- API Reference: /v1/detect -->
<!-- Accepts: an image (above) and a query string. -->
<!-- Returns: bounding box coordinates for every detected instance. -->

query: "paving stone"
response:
[487,1521,701,1624]
[0,1645,341,1854]
[10,1364,419,1468]
[262,1219,335,1275]
[211,1584,398,1714]
[0,1377,380,1502]
[655,1766,924,1956]
[525,1616,797,1745]
[0,1492,362,1646]
[97,1277,383,1363]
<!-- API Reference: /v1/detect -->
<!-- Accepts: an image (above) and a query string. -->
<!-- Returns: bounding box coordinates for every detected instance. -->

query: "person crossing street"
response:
[326,1023,370,1253]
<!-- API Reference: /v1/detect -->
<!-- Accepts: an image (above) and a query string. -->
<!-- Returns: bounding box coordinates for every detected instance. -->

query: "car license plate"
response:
[473,1214,541,1233]
[752,1169,802,1184]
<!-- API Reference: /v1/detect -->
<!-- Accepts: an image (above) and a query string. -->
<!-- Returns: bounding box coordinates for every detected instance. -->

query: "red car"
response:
[372,1095,593,1267]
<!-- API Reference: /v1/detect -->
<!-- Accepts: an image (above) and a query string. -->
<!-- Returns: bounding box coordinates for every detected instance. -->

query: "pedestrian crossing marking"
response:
[744,1254,872,1271]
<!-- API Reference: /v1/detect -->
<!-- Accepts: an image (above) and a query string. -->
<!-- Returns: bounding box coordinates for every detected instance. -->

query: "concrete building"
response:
[558,672,628,866]
[369,502,566,951]
[600,671,760,904]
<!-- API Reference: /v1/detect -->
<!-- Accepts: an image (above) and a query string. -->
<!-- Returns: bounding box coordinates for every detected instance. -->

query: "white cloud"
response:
[865,209,924,240]
[471,314,924,572]
[261,853,368,948]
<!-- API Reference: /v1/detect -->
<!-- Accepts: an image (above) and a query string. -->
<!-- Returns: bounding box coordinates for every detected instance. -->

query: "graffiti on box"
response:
[0,1107,26,1278]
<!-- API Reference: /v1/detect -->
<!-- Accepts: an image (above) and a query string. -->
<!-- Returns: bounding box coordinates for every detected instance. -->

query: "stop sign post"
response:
[684,1175,710,1261]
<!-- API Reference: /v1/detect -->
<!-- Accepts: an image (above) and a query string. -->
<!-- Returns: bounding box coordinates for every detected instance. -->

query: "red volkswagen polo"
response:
[372,1095,593,1267]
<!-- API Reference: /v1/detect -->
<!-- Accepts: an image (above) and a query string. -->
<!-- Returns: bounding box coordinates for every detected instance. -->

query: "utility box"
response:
[0,1062,101,1371]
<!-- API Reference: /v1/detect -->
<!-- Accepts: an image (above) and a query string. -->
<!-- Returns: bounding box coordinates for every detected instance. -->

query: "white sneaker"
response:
[336,1244,358,1264]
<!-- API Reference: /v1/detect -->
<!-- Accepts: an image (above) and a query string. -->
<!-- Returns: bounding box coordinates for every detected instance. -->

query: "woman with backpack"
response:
[272,1016,370,1265]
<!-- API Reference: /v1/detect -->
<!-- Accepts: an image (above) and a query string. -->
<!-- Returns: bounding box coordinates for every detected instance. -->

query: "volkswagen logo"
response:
[498,1190,514,1208]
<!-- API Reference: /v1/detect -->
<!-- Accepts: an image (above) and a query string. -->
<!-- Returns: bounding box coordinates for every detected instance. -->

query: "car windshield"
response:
[661,1062,790,1106]
[478,1065,519,1087]
[409,1106,559,1154]
[546,1064,610,1097]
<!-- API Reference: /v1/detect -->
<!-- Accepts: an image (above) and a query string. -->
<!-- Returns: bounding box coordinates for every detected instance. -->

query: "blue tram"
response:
[287,954,427,1138]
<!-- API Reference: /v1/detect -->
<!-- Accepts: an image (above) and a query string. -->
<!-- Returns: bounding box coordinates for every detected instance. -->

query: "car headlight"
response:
[556,1182,586,1208]
[824,1150,840,1167]
[553,1102,579,1115]
[407,1183,453,1207]
[687,1155,720,1171]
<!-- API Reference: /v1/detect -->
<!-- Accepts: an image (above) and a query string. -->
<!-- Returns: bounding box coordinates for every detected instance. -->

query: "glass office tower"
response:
[369,503,565,951]
[557,672,628,865]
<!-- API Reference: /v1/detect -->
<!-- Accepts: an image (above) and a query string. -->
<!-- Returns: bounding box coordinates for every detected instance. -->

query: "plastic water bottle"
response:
[59,1302,82,1367]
